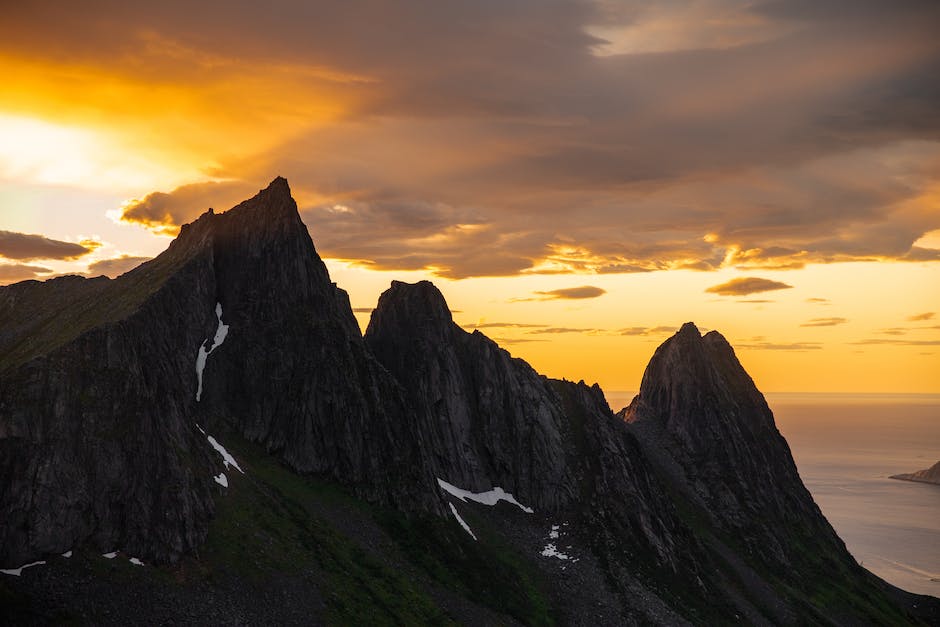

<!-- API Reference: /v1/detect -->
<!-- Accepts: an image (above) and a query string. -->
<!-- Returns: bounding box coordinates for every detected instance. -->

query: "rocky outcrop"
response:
[622,322,854,575]
[891,460,940,485]
[2,178,930,625]
[0,239,221,566]
[365,280,574,509]
[0,178,438,568]
[365,280,699,573]
[189,178,438,510]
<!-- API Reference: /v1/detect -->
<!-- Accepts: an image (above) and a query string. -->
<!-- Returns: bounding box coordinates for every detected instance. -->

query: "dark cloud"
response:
[87,255,151,278]
[705,277,793,296]
[806,297,831,304]
[908,312,935,321]
[800,317,848,327]
[4,1,938,277]
[0,231,100,261]
[532,286,607,300]
[737,299,775,304]
[351,307,374,313]
[0,263,54,283]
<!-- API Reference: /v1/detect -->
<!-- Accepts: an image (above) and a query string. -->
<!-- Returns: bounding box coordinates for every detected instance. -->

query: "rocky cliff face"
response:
[0,237,221,566]
[365,280,574,509]
[892,460,940,485]
[186,178,437,510]
[622,322,855,579]
[364,280,697,573]
[2,179,931,625]
[0,178,437,568]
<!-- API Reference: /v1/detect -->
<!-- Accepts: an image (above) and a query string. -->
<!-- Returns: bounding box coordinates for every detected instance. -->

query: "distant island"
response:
[891,460,940,486]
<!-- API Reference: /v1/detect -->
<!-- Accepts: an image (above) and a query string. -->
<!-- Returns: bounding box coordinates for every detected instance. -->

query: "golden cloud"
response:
[705,277,793,296]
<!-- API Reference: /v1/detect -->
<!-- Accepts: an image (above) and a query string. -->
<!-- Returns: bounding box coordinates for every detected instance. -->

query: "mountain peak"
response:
[368,280,453,335]
[227,176,299,222]
[260,175,291,198]
[624,323,841,571]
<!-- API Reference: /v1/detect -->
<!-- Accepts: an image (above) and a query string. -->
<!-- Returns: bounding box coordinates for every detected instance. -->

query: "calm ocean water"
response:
[606,392,940,598]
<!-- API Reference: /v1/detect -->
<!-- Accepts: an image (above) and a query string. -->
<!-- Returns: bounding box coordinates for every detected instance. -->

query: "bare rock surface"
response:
[892,460,940,485]
[2,178,937,625]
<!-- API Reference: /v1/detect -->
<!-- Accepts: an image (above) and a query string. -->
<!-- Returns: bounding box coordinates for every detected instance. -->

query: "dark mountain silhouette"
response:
[1,178,936,625]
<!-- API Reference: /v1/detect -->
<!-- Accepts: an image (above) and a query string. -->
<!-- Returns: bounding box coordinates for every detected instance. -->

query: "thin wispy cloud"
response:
[490,336,547,345]
[851,338,940,346]
[463,322,548,330]
[527,327,604,335]
[705,277,793,296]
[800,317,848,327]
[736,341,823,351]
[512,286,607,302]
[907,312,935,321]
[535,286,606,300]
[619,326,678,336]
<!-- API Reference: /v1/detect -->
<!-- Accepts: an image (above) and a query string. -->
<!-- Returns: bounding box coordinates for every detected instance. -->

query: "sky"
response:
[0,0,938,394]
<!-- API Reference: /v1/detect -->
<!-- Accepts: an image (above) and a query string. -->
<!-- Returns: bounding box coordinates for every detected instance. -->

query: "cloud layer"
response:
[2,0,939,278]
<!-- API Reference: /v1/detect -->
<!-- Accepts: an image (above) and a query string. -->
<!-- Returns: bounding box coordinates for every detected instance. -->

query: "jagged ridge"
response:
[1,178,934,625]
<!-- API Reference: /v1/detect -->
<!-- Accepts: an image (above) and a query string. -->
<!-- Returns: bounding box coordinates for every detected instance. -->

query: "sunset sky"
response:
[1,0,938,394]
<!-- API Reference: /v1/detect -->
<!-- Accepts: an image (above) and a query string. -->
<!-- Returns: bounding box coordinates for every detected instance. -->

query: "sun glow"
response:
[0,113,188,191]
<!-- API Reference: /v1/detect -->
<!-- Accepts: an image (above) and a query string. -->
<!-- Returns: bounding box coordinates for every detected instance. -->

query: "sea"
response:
[605,391,940,598]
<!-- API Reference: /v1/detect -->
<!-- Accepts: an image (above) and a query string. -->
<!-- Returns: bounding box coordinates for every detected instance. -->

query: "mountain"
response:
[0,178,436,570]
[2,178,937,625]
[892,460,940,486]
[622,323,851,571]
[620,323,888,623]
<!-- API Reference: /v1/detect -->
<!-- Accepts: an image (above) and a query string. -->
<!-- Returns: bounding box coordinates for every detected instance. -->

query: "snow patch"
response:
[436,478,534,513]
[541,543,571,560]
[549,524,560,539]
[207,435,244,474]
[62,551,72,558]
[214,472,228,487]
[0,561,45,576]
[195,302,230,402]
[102,552,118,559]
[448,503,477,541]
[129,557,144,566]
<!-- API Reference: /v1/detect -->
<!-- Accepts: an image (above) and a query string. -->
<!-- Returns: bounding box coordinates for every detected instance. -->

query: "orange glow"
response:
[0,52,355,191]
[0,7,938,395]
